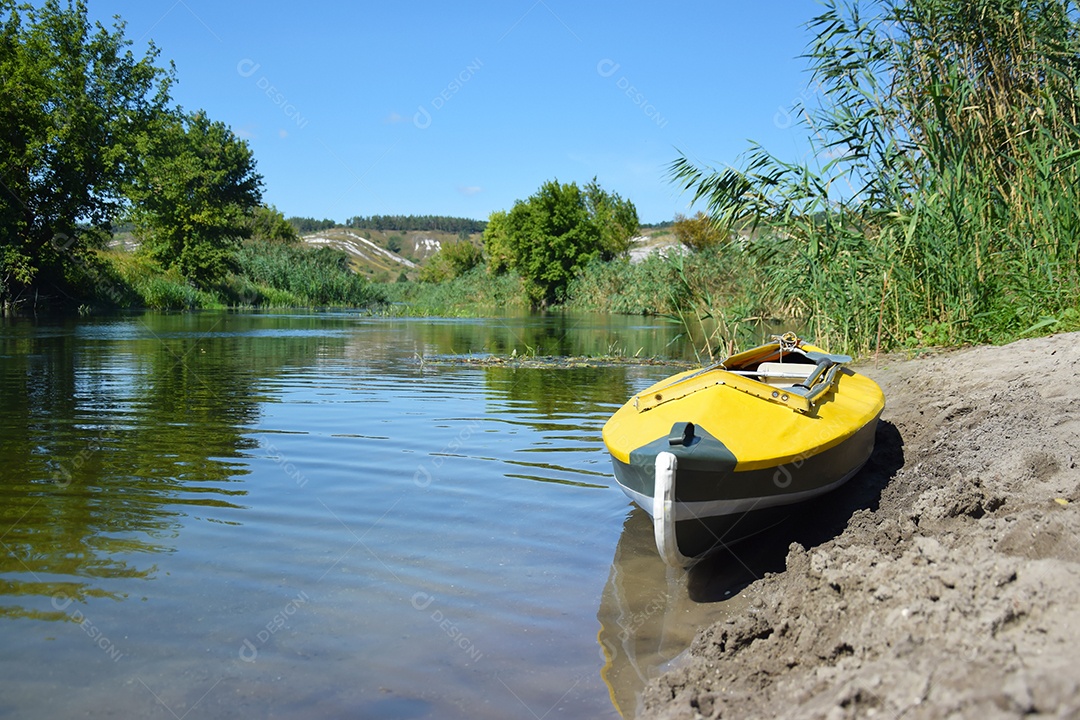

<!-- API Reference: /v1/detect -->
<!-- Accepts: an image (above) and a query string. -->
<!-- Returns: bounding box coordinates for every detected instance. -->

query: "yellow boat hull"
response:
[602,337,885,566]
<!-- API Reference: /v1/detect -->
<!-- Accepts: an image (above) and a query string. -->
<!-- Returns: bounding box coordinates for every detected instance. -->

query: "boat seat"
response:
[755,361,815,387]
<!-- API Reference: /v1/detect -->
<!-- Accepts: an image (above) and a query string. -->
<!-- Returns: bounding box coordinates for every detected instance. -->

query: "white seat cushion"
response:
[756,361,814,387]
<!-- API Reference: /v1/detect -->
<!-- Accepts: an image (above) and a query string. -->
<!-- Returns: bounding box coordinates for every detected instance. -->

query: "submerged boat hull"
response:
[602,337,885,566]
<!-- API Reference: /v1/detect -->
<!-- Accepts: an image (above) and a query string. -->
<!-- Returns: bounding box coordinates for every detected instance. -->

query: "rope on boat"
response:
[772,332,801,356]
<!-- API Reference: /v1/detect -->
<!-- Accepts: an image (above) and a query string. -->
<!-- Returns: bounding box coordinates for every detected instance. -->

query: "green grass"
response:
[96,251,216,310]
[233,240,383,307]
[85,239,384,311]
[564,245,761,316]
[562,245,777,361]
[377,267,530,316]
[563,254,688,316]
[669,0,1080,356]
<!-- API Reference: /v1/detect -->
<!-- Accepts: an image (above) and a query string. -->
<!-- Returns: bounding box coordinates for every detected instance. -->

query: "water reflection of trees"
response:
[0,313,346,620]
[383,313,690,361]
[479,365,633,488]
[0,311,684,620]
[483,365,632,420]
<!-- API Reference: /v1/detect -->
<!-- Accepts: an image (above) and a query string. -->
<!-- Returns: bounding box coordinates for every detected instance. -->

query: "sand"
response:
[641,332,1080,720]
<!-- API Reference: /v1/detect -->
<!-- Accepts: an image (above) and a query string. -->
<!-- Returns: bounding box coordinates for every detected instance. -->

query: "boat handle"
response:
[792,358,831,390]
[668,422,695,447]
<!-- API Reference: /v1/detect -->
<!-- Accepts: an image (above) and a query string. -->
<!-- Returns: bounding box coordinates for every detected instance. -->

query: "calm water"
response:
[0,311,757,719]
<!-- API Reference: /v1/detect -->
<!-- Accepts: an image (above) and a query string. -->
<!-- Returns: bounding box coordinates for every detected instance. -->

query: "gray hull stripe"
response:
[621,460,867,521]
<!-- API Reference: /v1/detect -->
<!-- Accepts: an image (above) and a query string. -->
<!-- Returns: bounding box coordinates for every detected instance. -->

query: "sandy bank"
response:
[642,332,1080,719]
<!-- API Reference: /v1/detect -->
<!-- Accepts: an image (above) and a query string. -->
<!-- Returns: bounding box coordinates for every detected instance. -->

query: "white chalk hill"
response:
[300,228,471,280]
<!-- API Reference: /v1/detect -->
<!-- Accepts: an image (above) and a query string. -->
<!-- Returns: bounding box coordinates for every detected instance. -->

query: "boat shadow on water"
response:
[596,420,904,717]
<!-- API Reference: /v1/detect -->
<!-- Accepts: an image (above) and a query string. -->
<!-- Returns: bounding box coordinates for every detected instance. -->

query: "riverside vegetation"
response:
[0,1,379,313]
[7,0,1079,361]
[669,0,1080,356]
[387,0,1080,358]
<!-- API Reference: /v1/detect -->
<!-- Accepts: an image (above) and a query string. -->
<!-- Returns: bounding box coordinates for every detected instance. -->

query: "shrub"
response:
[380,267,528,316]
[418,239,483,283]
[233,240,382,307]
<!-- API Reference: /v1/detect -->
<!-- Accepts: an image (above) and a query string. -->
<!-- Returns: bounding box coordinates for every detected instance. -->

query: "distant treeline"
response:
[287,217,338,233]
[286,215,487,234]
[344,215,486,234]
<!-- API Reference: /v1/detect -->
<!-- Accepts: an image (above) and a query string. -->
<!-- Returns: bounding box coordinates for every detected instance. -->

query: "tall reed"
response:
[233,240,382,307]
[378,267,530,316]
[672,0,1080,355]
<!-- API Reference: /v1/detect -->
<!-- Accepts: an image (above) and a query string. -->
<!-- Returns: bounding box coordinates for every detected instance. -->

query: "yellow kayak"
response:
[602,333,885,567]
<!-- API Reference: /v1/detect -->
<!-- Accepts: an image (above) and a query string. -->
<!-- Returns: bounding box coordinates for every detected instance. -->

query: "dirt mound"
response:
[642,333,1080,719]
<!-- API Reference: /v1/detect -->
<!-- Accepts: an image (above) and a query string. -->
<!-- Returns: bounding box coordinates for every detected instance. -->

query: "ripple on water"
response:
[0,312,719,720]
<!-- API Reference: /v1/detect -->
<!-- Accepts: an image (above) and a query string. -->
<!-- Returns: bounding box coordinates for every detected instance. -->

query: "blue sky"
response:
[85,1,824,225]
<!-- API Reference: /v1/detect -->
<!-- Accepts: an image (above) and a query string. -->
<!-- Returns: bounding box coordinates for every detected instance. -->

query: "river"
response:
[0,311,759,719]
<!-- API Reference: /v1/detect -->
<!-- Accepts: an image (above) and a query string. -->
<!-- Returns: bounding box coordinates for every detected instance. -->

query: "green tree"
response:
[673,212,725,251]
[286,216,336,233]
[0,0,173,308]
[418,239,483,283]
[585,178,639,258]
[246,204,297,243]
[386,234,404,254]
[494,179,638,306]
[128,111,263,287]
[482,209,513,274]
[346,215,486,234]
